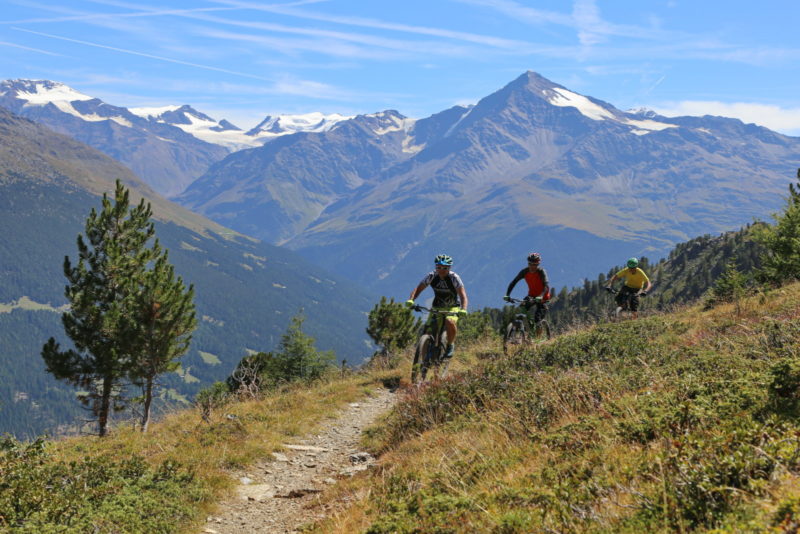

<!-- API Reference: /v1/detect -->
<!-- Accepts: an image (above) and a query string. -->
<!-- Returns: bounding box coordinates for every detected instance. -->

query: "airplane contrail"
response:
[0,40,63,56]
[11,27,273,81]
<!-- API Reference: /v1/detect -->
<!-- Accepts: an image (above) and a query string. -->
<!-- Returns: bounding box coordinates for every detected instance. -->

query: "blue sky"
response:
[2,0,800,134]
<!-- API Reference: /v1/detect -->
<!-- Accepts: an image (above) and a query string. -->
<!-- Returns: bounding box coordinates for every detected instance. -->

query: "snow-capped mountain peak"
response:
[2,79,94,104]
[545,86,618,121]
[540,84,676,135]
[363,110,416,135]
[247,112,351,137]
[128,105,182,120]
[627,107,659,118]
[0,79,138,127]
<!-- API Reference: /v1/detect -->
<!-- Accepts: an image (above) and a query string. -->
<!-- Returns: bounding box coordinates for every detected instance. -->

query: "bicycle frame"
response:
[506,296,547,330]
[410,305,459,383]
[607,287,646,319]
[503,296,551,354]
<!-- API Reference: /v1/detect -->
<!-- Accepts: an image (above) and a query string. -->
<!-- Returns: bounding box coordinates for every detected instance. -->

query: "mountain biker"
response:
[503,252,550,325]
[604,257,653,319]
[406,254,468,362]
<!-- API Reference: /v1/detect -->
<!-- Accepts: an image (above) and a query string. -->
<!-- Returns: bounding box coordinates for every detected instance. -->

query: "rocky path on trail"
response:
[201,388,396,534]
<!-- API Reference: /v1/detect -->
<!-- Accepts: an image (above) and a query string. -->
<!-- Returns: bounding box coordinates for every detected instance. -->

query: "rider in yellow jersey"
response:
[604,257,653,319]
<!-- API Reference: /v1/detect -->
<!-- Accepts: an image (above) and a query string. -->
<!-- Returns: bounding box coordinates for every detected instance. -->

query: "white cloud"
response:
[572,0,606,47]
[654,101,800,136]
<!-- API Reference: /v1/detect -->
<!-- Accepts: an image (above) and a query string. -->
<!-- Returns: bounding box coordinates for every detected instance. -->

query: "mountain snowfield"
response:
[129,105,352,151]
[542,86,677,135]
[0,79,352,152]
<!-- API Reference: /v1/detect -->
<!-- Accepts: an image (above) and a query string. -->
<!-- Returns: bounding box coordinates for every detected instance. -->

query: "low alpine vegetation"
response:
[314,283,800,533]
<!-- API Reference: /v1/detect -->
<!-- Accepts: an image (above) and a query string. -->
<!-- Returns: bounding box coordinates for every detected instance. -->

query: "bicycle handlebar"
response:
[504,295,557,305]
[504,296,542,304]
[411,305,462,316]
[605,287,648,296]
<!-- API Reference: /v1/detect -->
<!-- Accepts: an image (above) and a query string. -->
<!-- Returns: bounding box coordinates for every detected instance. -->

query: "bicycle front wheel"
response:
[412,334,435,384]
[434,340,452,379]
[503,322,526,355]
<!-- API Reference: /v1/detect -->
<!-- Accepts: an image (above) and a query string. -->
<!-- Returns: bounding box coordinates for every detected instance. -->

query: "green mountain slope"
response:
[543,225,765,327]
[0,107,378,438]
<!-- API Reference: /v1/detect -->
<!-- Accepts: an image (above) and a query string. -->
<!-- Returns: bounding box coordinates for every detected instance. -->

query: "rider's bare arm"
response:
[409,282,427,301]
[458,286,468,311]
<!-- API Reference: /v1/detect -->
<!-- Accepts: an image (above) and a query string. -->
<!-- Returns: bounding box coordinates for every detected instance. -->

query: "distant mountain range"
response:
[0,79,349,196]
[174,71,800,307]
[0,107,377,438]
[4,72,799,310]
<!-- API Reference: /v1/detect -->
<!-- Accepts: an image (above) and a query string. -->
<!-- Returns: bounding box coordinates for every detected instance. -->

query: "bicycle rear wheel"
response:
[412,334,434,384]
[503,322,526,355]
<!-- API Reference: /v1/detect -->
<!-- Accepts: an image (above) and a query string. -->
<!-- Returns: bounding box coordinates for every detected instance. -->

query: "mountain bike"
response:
[502,296,551,355]
[605,287,647,320]
[410,305,461,384]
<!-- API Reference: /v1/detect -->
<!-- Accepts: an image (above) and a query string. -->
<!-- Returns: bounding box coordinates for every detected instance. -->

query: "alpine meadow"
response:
[3,1,800,530]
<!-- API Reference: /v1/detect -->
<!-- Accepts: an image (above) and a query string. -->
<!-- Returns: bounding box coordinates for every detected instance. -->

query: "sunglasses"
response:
[435,265,451,270]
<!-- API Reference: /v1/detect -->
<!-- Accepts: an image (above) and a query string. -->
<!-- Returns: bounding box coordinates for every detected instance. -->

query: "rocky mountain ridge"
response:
[176,71,800,306]
[0,79,350,195]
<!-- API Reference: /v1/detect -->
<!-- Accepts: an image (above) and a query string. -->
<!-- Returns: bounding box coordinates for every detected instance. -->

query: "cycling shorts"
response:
[431,306,462,325]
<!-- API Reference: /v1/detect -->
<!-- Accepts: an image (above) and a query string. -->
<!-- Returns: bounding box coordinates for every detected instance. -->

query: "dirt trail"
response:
[200,388,396,534]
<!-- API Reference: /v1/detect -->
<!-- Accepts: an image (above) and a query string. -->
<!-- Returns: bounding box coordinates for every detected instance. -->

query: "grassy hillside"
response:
[0,366,399,533]
[314,283,800,533]
[5,279,800,532]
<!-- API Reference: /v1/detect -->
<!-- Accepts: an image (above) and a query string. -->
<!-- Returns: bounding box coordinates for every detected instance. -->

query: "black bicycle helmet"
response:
[434,254,453,266]
[527,252,541,264]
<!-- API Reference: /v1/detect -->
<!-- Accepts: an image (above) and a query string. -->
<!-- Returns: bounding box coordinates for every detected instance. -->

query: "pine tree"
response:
[129,247,196,432]
[707,261,748,311]
[366,297,420,360]
[42,181,155,437]
[755,169,800,284]
[271,313,335,383]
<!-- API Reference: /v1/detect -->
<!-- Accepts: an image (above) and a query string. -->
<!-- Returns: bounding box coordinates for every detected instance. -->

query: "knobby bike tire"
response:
[412,334,435,384]
[503,322,527,355]
[436,337,452,380]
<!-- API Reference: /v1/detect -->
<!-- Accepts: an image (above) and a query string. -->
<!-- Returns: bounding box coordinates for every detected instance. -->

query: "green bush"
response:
[194,380,230,422]
[364,473,482,534]
[637,420,799,529]
[0,437,205,533]
[457,310,498,344]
